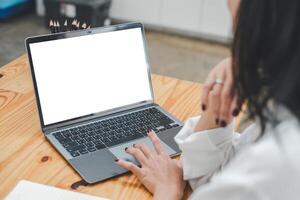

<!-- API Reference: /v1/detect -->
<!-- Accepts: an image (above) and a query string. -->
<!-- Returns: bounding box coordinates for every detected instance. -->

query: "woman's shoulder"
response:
[247,103,300,169]
[191,124,300,200]
[242,109,300,171]
[267,115,300,169]
[207,116,300,199]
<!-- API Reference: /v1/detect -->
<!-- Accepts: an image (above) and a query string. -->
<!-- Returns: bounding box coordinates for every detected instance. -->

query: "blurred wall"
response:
[35,0,232,43]
[110,0,232,43]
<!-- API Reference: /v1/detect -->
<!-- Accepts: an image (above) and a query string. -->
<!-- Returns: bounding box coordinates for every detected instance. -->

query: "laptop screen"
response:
[29,27,153,126]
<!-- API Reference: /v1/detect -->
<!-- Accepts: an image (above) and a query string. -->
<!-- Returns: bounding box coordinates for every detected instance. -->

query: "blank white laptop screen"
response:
[29,28,153,126]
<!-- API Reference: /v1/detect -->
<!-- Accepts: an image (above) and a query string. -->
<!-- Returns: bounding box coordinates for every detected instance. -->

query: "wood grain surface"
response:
[0,55,243,199]
[0,55,203,199]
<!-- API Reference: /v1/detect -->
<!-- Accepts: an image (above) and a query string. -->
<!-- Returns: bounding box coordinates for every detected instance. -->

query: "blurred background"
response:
[0,0,231,83]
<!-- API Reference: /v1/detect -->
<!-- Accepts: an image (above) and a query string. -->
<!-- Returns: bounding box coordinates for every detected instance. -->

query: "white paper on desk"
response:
[5,180,109,200]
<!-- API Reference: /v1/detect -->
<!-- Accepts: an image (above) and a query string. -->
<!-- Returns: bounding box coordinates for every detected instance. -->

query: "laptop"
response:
[25,22,183,184]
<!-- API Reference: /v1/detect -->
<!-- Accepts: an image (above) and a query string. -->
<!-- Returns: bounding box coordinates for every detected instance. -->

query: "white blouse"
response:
[175,105,300,200]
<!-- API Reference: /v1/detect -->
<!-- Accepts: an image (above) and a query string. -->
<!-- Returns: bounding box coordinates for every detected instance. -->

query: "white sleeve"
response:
[188,147,267,200]
[187,133,286,200]
[174,116,259,190]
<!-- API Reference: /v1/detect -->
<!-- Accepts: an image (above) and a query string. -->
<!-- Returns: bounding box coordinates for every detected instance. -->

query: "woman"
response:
[116,0,300,199]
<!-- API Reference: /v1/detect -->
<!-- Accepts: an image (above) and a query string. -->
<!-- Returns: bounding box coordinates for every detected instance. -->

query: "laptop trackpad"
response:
[109,137,176,165]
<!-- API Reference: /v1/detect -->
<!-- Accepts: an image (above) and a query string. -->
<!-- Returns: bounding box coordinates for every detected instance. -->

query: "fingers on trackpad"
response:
[109,137,176,164]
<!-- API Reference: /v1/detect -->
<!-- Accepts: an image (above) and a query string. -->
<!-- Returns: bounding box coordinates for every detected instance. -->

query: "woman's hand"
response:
[196,58,240,131]
[116,131,185,200]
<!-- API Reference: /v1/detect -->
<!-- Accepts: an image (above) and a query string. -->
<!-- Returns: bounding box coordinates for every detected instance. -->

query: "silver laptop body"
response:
[25,22,183,183]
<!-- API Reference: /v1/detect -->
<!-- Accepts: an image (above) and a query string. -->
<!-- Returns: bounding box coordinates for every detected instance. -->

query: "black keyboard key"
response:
[53,132,62,137]
[71,152,80,157]
[104,133,144,147]
[124,132,131,137]
[104,139,122,147]
[66,144,86,152]
[79,149,89,154]
[63,141,78,148]
[131,133,144,139]
[77,139,85,144]
[102,123,108,127]
[79,133,87,138]
[165,125,172,129]
[71,135,80,141]
[93,140,103,145]
[116,129,122,133]
[95,143,106,150]
[103,128,110,132]
[95,130,102,135]
[70,131,80,136]
[63,132,71,138]
[159,117,173,125]
[58,137,72,144]
[54,133,64,140]
[88,131,96,136]
[87,147,97,152]
[102,138,110,144]
[86,142,94,147]
[92,135,101,140]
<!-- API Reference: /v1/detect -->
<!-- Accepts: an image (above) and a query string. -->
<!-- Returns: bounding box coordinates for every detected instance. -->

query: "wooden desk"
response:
[0,55,206,199]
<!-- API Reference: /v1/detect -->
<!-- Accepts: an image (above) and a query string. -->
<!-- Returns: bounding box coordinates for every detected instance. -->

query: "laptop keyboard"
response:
[52,107,180,158]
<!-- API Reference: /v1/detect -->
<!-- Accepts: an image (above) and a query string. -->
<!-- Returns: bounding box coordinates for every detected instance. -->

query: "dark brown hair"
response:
[232,0,300,133]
